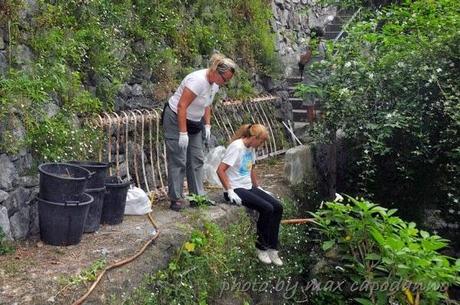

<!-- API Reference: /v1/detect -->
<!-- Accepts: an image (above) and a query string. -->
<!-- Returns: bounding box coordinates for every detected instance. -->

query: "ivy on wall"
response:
[0,0,279,162]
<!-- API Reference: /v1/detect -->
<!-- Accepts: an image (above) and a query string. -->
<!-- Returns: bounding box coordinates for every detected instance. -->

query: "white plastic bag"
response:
[124,186,152,215]
[203,146,226,187]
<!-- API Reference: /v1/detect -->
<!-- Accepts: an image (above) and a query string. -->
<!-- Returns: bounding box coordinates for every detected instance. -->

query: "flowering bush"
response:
[310,0,460,217]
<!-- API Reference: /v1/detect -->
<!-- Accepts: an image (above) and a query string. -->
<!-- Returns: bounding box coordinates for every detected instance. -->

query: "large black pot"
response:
[83,187,106,233]
[68,161,110,189]
[38,163,93,202]
[38,193,93,246]
[100,177,131,225]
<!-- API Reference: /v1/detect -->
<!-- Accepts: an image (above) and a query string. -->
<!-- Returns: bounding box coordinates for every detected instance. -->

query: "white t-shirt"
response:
[221,139,256,190]
[168,69,219,122]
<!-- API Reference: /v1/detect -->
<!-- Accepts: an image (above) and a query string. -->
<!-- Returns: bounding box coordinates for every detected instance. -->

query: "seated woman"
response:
[216,124,284,266]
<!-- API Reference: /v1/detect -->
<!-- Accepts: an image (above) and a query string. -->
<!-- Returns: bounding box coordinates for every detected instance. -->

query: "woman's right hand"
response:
[178,132,189,150]
[227,189,242,205]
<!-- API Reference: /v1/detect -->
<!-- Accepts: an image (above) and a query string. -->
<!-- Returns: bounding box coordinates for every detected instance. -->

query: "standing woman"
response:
[163,53,237,211]
[216,124,284,266]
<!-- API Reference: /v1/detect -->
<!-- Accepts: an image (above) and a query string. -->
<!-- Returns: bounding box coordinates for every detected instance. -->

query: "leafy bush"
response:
[1,0,279,161]
[309,0,460,217]
[311,196,460,305]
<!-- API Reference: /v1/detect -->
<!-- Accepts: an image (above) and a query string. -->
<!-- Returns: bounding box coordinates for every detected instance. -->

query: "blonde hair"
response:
[209,53,237,74]
[231,123,269,142]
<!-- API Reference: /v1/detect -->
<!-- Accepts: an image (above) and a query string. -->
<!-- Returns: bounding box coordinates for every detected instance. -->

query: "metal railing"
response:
[90,95,291,198]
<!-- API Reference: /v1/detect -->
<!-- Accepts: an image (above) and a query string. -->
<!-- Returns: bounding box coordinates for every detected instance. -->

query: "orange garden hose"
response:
[71,212,160,305]
[281,218,317,225]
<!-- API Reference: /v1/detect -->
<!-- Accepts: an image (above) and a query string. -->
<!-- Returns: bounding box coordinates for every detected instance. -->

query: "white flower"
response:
[344,62,351,68]
[334,193,344,202]
[436,68,442,72]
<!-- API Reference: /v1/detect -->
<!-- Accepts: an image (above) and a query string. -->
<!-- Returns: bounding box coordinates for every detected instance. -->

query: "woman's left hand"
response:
[257,186,275,197]
[204,124,211,141]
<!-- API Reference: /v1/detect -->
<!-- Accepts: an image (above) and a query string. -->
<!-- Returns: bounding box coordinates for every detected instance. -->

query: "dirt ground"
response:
[0,158,290,305]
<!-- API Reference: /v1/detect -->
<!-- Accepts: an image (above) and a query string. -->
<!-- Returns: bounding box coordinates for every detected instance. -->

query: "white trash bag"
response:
[203,145,226,187]
[124,185,152,215]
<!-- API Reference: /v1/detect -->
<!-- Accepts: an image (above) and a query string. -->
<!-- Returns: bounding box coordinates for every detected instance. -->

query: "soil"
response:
[0,158,290,305]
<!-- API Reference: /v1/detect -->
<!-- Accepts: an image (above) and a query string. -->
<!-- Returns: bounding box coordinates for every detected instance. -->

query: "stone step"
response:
[293,121,309,136]
[292,121,309,139]
[286,76,302,82]
[289,98,307,109]
[325,23,342,32]
[293,109,308,122]
[325,31,348,40]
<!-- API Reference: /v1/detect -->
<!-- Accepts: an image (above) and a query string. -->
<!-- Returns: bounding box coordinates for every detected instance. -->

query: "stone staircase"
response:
[324,8,355,41]
[287,8,355,138]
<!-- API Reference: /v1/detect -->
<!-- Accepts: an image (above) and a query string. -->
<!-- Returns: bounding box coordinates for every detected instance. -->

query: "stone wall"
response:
[0,0,335,240]
[271,0,335,77]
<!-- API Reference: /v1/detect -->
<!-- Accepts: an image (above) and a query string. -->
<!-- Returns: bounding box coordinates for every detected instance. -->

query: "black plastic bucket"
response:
[38,163,93,202]
[83,187,106,233]
[37,193,93,246]
[100,177,131,225]
[68,161,110,189]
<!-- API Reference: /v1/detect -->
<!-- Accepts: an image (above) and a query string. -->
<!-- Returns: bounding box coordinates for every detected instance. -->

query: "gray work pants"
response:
[163,105,205,201]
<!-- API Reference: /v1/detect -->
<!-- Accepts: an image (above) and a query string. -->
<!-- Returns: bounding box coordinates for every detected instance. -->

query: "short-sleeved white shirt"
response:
[168,69,219,122]
[221,139,256,190]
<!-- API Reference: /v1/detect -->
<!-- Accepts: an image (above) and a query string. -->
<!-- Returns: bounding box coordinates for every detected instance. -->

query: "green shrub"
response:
[311,196,460,305]
[310,0,460,217]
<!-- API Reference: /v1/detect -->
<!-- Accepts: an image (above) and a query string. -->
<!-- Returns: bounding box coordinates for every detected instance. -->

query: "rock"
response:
[424,209,447,230]
[0,154,18,191]
[131,84,143,96]
[0,190,9,203]
[118,83,132,99]
[125,96,157,109]
[16,176,39,188]
[14,152,34,175]
[42,101,60,119]
[13,44,34,66]
[284,145,315,185]
[0,51,7,76]
[9,205,30,240]
[274,0,284,9]
[19,0,39,21]
[3,187,31,217]
[0,205,12,240]
[28,200,39,237]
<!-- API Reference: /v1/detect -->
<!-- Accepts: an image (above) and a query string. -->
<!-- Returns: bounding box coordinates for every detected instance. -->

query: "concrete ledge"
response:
[0,199,243,305]
[0,161,287,305]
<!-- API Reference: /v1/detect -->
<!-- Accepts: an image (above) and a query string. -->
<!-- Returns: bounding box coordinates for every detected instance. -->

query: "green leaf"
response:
[386,237,405,251]
[370,228,385,245]
[354,298,374,305]
[420,230,430,238]
[322,240,335,251]
[365,253,381,260]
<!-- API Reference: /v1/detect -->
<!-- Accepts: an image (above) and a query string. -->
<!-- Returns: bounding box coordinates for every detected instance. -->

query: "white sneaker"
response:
[256,249,272,264]
[267,249,283,266]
